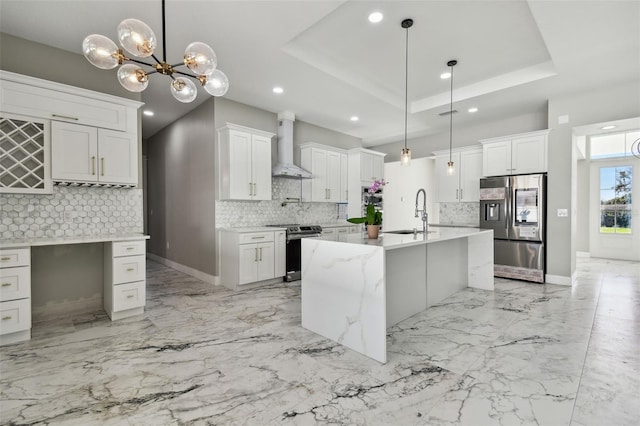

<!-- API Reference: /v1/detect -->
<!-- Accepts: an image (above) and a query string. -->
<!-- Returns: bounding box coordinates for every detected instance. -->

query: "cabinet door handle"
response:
[2,316,12,321]
[253,183,257,196]
[249,183,253,196]
[127,294,135,299]
[456,189,459,200]
[254,248,258,262]
[460,189,463,200]
[1,257,10,261]
[91,156,96,175]
[52,114,79,121]
[259,247,263,261]
[101,158,105,176]
[251,236,265,239]
[126,268,135,272]
[126,247,135,251]
[1,283,11,287]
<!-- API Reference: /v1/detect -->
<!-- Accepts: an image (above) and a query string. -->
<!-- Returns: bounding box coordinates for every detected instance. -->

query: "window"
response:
[591,130,640,159]
[600,166,632,234]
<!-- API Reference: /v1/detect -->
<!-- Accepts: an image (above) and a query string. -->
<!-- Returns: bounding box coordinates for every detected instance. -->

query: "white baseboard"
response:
[146,253,218,285]
[576,251,591,258]
[545,274,572,286]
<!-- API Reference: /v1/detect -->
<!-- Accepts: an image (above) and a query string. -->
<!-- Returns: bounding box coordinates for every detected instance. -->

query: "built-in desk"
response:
[0,234,149,346]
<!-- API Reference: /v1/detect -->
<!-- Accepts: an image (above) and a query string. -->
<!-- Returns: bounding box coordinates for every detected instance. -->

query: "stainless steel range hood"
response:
[272,111,312,179]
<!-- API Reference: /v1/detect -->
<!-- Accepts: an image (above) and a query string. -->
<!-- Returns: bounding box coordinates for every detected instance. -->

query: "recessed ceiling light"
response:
[440,72,451,79]
[601,125,616,130]
[468,107,478,113]
[143,110,154,116]
[350,116,359,122]
[272,86,284,94]
[368,12,383,23]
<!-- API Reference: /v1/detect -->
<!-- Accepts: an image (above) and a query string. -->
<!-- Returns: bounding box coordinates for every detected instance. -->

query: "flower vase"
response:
[367,225,380,239]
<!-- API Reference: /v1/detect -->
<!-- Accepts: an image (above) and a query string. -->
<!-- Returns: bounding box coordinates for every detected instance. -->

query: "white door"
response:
[256,242,275,281]
[436,152,460,202]
[589,157,640,260]
[228,130,252,199]
[51,121,97,182]
[512,134,546,174]
[460,149,483,201]
[326,150,341,202]
[482,140,511,177]
[251,134,272,200]
[98,129,137,184]
[311,148,328,201]
[238,244,258,285]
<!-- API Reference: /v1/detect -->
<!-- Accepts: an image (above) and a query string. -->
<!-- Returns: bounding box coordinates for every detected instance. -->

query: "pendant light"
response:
[83,0,229,103]
[446,59,457,175]
[400,18,413,166]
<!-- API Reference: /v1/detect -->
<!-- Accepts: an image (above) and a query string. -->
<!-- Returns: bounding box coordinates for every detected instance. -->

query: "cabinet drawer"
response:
[0,248,30,268]
[0,298,31,335]
[113,281,145,312]
[239,232,274,244]
[113,240,146,257]
[0,266,30,302]
[113,255,146,284]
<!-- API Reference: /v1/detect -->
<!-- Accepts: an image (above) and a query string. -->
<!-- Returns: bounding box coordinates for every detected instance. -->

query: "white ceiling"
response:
[1,0,639,145]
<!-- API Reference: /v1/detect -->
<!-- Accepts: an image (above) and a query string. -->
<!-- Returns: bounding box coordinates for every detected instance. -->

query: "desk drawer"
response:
[113,240,146,257]
[0,299,31,335]
[0,266,30,302]
[113,281,145,312]
[0,248,30,268]
[113,255,146,284]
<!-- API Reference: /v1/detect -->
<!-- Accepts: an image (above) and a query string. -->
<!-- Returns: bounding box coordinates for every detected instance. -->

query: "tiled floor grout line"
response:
[569,272,604,425]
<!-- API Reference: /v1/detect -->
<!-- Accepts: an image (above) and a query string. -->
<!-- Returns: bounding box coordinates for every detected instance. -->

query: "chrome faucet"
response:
[415,188,428,234]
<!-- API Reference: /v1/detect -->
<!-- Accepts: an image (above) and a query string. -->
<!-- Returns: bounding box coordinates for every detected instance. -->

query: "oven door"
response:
[285,238,301,281]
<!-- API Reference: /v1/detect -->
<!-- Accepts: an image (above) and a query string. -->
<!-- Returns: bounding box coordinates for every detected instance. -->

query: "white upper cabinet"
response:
[300,143,347,203]
[340,153,348,202]
[358,151,385,184]
[433,147,483,203]
[480,130,550,176]
[51,122,137,185]
[346,148,386,220]
[218,123,274,201]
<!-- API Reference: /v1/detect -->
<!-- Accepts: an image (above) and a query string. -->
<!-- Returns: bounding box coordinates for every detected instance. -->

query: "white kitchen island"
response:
[301,227,494,363]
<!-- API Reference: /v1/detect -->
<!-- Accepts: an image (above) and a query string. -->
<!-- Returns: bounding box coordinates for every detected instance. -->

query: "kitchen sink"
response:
[384,229,436,234]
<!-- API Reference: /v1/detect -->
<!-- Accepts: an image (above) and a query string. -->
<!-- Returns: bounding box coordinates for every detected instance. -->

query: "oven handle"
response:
[286,233,321,241]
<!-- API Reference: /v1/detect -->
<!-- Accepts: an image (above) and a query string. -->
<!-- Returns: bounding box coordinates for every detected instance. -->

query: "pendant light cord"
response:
[404,26,409,151]
[162,0,167,63]
[449,63,454,163]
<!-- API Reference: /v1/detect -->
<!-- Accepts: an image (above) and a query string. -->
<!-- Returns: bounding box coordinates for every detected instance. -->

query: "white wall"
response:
[384,158,437,231]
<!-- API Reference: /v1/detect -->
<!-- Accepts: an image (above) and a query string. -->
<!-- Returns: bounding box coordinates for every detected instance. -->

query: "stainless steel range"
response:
[266,224,322,281]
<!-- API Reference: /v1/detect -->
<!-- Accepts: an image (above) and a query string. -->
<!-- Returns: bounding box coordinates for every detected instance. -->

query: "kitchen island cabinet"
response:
[301,227,493,363]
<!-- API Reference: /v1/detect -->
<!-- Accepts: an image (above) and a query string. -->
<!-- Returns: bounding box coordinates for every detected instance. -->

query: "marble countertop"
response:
[311,227,492,251]
[0,234,149,249]
[428,223,480,228]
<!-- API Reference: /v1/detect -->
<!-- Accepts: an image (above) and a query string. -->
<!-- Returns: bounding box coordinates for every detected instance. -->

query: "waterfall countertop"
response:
[0,234,149,249]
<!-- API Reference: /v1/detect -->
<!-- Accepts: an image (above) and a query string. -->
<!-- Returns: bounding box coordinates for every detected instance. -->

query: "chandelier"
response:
[82,0,228,103]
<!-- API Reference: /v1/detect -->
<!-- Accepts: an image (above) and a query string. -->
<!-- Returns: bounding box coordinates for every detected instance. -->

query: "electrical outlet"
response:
[557,208,568,217]
[166,241,170,250]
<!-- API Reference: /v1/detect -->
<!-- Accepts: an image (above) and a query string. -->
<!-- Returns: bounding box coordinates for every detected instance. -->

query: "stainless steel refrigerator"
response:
[480,174,546,283]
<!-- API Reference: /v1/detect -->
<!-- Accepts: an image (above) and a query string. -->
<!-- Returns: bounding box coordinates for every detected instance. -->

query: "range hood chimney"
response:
[272,111,312,179]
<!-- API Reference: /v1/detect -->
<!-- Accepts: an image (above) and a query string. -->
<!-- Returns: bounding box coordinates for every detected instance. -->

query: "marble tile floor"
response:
[1,257,638,425]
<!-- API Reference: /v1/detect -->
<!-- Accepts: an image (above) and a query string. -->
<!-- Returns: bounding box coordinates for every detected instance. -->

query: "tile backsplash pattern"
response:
[439,202,479,226]
[1,186,143,240]
[216,178,343,228]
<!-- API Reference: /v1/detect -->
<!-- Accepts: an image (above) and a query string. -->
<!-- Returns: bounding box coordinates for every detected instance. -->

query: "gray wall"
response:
[576,155,590,253]
[547,79,640,278]
[145,98,216,275]
[373,110,548,161]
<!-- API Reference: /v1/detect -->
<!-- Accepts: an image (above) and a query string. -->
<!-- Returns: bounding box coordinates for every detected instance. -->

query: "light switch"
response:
[557,208,568,217]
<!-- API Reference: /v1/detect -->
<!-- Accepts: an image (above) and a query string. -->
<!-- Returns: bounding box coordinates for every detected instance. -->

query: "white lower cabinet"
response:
[220,230,286,289]
[104,240,146,320]
[0,248,31,345]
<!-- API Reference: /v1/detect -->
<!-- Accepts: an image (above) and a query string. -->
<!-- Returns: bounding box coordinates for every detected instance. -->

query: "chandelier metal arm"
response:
[126,57,156,68]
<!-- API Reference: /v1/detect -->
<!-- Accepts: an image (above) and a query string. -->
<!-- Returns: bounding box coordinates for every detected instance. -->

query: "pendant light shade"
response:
[83,0,229,102]
[447,59,457,175]
[400,18,413,166]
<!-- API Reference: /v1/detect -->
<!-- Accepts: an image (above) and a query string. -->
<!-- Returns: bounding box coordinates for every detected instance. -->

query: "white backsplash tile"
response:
[438,202,479,226]
[216,178,344,228]
[1,186,143,239]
